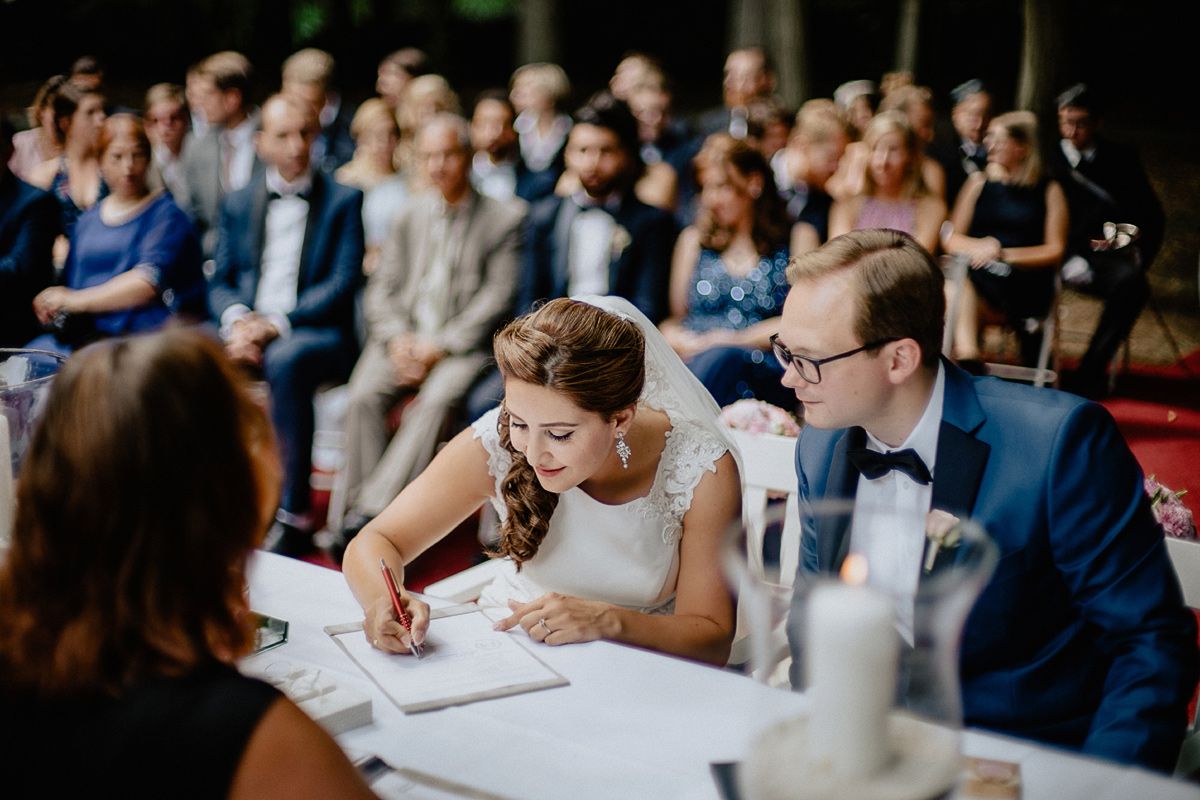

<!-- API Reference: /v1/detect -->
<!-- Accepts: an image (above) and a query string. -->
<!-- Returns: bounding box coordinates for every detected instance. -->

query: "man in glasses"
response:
[779,228,1195,772]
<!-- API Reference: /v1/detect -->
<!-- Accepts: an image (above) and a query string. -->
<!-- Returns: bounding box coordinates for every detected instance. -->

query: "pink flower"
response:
[1145,475,1197,540]
[718,399,802,437]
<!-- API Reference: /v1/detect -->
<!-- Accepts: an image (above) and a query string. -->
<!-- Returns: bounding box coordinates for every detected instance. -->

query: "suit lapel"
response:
[930,361,990,519]
[248,178,269,286]
[296,173,326,292]
[817,426,863,573]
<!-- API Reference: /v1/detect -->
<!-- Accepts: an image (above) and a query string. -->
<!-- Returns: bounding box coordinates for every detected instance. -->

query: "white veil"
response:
[571,294,745,488]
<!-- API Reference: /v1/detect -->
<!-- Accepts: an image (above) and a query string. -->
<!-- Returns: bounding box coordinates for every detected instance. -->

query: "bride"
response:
[342,296,743,665]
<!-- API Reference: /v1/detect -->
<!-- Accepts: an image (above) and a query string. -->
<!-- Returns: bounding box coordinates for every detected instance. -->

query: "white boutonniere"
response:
[610,225,632,261]
[924,509,963,573]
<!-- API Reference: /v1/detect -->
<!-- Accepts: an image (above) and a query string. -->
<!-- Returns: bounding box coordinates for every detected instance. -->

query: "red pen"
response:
[380,558,423,658]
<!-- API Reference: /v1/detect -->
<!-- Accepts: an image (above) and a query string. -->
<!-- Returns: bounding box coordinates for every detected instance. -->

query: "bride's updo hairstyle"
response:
[492,298,645,565]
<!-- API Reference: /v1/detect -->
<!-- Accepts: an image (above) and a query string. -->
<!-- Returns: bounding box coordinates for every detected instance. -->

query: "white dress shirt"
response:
[222,112,258,192]
[471,152,518,201]
[567,194,618,297]
[219,168,312,338]
[848,363,945,642]
[1060,139,1097,169]
[414,193,473,336]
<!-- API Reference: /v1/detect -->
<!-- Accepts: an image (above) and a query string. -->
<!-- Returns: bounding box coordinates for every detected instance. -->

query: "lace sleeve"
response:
[651,419,731,545]
[471,407,511,514]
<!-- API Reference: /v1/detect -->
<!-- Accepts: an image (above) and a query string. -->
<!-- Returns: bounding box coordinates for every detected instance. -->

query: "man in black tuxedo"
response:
[208,94,364,555]
[1048,84,1165,396]
[0,119,58,347]
[930,79,992,210]
[466,92,676,419]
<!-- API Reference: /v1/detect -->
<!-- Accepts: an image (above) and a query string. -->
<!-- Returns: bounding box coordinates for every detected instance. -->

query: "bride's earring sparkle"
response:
[615,432,632,470]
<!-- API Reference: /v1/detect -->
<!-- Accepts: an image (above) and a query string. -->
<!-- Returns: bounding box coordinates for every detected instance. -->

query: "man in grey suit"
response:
[338,114,525,542]
[182,51,261,261]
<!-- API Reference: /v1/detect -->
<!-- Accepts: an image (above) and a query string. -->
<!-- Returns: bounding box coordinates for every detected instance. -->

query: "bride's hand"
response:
[363,593,430,654]
[494,593,617,645]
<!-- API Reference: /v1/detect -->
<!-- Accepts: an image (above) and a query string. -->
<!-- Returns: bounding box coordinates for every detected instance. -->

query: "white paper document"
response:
[326,609,568,713]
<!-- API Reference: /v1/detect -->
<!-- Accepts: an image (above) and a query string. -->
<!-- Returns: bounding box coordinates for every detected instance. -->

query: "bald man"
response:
[208,93,365,556]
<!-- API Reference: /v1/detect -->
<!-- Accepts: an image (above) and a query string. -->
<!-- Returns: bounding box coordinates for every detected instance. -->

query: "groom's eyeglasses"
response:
[769,334,900,385]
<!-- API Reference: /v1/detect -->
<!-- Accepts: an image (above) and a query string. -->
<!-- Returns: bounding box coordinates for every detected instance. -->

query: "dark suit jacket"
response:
[208,171,364,337]
[519,192,675,323]
[0,172,58,346]
[930,137,988,211]
[1047,137,1165,267]
[790,361,1197,772]
[313,100,356,175]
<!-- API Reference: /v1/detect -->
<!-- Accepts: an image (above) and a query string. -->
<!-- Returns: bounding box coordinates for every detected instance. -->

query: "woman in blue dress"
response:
[660,134,800,409]
[31,115,204,352]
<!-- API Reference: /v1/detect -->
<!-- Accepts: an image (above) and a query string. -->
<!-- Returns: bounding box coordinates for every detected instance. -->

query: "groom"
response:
[778,229,1196,772]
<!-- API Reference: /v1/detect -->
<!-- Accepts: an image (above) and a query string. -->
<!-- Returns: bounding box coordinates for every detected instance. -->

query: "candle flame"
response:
[840,553,869,586]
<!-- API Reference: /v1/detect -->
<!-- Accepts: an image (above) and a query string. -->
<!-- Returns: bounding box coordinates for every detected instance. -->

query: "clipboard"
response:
[324,605,568,714]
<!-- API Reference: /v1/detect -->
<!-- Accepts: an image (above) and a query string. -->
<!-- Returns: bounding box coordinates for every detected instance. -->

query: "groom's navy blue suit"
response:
[790,360,1197,772]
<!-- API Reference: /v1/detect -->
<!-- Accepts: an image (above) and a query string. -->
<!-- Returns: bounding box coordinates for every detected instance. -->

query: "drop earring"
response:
[615,432,632,469]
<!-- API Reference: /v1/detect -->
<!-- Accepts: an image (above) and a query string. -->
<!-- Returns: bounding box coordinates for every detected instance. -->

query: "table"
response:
[247,552,1200,800]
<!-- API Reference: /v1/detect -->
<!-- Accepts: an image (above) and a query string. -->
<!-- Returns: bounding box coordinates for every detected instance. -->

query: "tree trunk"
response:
[894,0,922,76]
[729,0,769,51]
[771,0,810,107]
[1017,0,1064,117]
[517,0,560,65]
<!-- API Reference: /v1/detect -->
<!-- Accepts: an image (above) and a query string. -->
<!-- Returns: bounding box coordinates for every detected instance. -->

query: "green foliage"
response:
[293,0,327,41]
[451,0,515,22]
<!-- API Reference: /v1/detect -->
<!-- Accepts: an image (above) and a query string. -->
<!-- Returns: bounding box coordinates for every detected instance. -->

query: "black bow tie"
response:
[847,447,932,485]
[267,188,310,202]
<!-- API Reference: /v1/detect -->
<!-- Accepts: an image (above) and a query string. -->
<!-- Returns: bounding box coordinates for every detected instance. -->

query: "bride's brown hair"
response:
[492,298,645,566]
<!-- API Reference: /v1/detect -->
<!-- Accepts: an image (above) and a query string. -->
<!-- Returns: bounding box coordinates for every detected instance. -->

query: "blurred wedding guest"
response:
[29,116,205,354]
[698,47,776,139]
[337,114,525,547]
[344,297,741,666]
[773,100,849,251]
[395,74,460,179]
[828,111,946,254]
[468,89,544,202]
[1049,84,1165,397]
[184,61,210,137]
[376,47,429,113]
[943,112,1067,366]
[465,92,675,419]
[879,84,946,200]
[628,73,700,225]
[748,98,792,163]
[144,83,191,200]
[68,54,105,92]
[336,99,410,274]
[660,134,796,408]
[7,75,67,182]
[282,48,355,174]
[0,328,378,800]
[0,119,59,347]
[208,94,364,558]
[509,62,571,194]
[183,51,260,259]
[28,82,107,264]
[931,79,992,208]
[825,79,877,200]
[609,52,662,101]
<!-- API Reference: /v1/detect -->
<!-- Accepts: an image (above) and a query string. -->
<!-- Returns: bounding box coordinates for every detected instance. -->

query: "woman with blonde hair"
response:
[8,75,67,181]
[394,74,461,177]
[336,98,410,273]
[943,111,1068,365]
[343,296,742,667]
[827,110,946,253]
[0,329,376,799]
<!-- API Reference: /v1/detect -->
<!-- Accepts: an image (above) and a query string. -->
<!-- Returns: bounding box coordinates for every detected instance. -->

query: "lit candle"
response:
[0,413,13,547]
[805,555,899,778]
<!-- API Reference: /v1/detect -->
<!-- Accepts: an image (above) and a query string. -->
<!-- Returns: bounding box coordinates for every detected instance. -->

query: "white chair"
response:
[1165,536,1200,777]
[727,429,800,683]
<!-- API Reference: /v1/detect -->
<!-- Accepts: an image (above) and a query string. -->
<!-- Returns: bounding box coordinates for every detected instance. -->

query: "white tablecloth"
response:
[246,552,1200,800]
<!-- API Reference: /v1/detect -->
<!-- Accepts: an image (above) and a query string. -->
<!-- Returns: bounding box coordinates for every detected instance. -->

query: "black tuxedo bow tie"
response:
[267,189,310,202]
[847,447,932,485]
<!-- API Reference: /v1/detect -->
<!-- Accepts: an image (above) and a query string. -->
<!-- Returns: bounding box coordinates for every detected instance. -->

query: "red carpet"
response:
[1099,353,1200,519]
